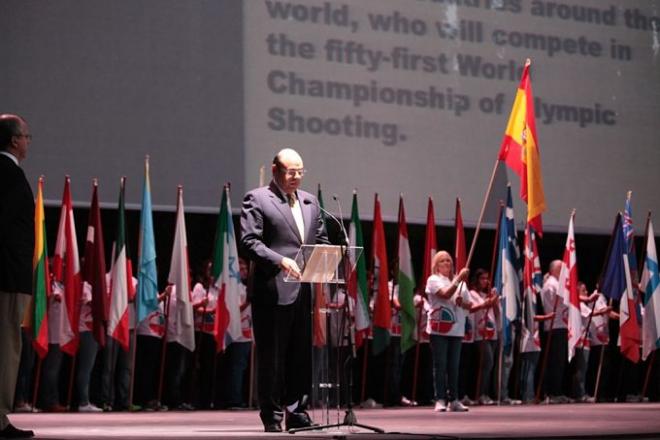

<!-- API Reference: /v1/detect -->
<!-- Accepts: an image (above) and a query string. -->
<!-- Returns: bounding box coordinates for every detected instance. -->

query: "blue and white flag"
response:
[640,218,660,360]
[493,185,521,354]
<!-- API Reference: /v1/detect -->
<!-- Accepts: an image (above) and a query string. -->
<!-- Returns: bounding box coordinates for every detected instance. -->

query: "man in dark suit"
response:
[240,148,328,432]
[0,114,35,439]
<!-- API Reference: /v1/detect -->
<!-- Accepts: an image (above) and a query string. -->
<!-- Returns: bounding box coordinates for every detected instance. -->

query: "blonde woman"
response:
[425,251,472,412]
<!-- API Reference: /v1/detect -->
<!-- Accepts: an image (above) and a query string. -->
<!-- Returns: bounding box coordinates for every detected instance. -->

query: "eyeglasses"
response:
[15,133,32,141]
[281,167,306,177]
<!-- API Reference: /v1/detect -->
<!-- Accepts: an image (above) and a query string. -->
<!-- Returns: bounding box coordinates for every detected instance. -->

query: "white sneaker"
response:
[461,395,476,406]
[78,403,103,412]
[434,400,446,412]
[479,395,495,405]
[500,398,522,405]
[448,400,469,412]
[14,403,33,413]
[400,396,417,406]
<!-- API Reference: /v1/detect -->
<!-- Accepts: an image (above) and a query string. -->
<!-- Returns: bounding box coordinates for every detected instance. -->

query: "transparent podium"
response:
[284,244,383,434]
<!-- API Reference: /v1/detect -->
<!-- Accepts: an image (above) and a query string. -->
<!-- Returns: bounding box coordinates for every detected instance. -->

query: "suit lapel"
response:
[268,183,302,243]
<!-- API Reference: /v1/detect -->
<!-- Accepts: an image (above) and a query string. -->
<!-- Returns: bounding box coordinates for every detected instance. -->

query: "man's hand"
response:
[280,257,301,280]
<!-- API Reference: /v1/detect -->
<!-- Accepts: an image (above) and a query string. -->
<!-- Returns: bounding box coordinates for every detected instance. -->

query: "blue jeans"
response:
[430,335,462,403]
[76,331,98,406]
[478,340,496,397]
[224,341,251,406]
[40,344,63,408]
[571,348,589,399]
[499,343,514,400]
[520,351,540,402]
[101,335,132,408]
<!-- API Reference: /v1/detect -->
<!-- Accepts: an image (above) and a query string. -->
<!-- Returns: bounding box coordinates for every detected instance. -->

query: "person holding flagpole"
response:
[425,251,471,412]
[240,148,328,432]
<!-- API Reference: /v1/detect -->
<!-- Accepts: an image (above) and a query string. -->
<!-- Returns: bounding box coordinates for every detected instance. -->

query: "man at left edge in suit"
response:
[0,114,35,439]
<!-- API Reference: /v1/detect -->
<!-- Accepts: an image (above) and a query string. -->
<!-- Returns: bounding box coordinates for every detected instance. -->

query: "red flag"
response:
[557,213,582,361]
[108,178,130,351]
[498,59,546,235]
[421,197,437,289]
[371,194,390,355]
[454,198,466,272]
[82,180,108,347]
[52,176,81,355]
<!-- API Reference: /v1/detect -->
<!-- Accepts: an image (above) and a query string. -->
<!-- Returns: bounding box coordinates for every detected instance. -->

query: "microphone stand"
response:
[291,197,384,434]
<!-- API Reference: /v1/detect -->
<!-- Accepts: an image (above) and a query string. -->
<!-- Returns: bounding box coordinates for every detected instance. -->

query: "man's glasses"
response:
[281,167,306,177]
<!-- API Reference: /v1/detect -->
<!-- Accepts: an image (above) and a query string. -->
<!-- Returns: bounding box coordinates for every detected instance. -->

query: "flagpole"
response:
[475,202,503,402]
[593,297,612,402]
[466,160,501,268]
[594,213,625,402]
[31,357,43,411]
[157,288,171,405]
[535,209,576,402]
[642,351,656,399]
[410,302,423,403]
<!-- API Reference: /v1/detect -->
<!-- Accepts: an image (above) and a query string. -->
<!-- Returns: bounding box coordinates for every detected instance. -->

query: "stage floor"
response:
[9,403,660,439]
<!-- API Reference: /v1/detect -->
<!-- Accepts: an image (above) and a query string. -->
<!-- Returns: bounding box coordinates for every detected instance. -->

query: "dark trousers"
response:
[223,341,252,407]
[458,342,477,399]
[543,328,568,397]
[134,335,163,406]
[252,290,311,424]
[430,335,462,403]
[14,329,35,406]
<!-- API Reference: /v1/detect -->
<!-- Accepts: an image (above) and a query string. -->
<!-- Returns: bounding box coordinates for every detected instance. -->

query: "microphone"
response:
[332,194,350,247]
[305,198,349,246]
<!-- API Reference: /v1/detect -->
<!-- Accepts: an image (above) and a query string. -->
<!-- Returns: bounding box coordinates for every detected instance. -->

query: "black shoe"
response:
[263,422,282,433]
[285,409,314,431]
[0,424,34,438]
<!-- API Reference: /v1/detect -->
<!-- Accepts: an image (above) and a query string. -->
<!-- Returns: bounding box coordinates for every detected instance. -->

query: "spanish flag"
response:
[498,59,546,235]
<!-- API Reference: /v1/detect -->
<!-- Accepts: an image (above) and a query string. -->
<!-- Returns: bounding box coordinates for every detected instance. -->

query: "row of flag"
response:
[27,159,243,361]
[333,58,660,370]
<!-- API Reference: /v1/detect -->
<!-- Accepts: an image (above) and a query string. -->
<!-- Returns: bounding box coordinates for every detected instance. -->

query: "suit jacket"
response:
[0,153,35,295]
[240,181,328,306]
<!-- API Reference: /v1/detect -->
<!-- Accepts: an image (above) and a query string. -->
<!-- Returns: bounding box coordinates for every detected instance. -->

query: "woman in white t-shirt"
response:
[425,251,471,412]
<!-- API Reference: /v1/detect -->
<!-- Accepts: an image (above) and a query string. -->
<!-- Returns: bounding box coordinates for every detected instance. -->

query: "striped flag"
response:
[81,180,107,346]
[493,186,521,354]
[136,158,159,324]
[397,195,416,353]
[168,187,195,352]
[347,191,370,348]
[640,217,660,360]
[600,214,641,363]
[520,225,542,353]
[107,178,130,351]
[371,194,390,355]
[498,59,546,235]
[52,176,81,355]
[212,185,242,352]
[31,177,50,358]
[557,213,582,361]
